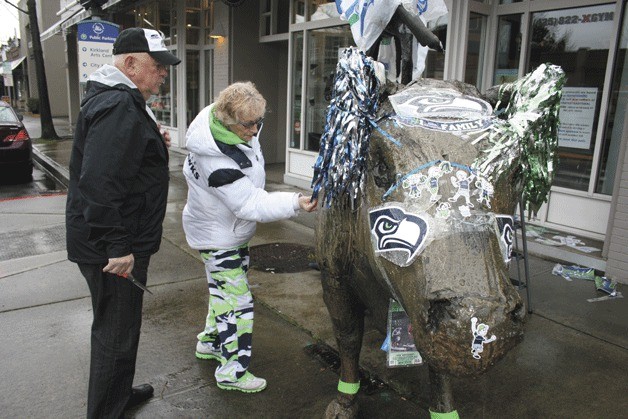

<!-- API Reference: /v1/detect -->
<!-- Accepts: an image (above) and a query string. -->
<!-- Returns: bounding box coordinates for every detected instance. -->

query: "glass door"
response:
[524,3,618,237]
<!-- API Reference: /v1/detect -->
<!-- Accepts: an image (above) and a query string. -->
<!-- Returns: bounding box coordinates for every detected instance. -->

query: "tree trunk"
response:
[27,0,59,140]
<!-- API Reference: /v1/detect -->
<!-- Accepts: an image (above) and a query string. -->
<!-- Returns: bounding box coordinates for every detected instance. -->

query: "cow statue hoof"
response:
[325,394,359,419]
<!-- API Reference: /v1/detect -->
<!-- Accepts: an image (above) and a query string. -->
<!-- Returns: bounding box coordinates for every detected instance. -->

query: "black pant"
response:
[78,256,150,419]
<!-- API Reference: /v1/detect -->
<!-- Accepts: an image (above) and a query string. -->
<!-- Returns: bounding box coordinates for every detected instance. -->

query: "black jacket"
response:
[66,67,169,264]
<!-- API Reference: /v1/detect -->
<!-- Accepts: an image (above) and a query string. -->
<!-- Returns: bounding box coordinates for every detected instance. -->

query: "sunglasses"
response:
[238,117,265,129]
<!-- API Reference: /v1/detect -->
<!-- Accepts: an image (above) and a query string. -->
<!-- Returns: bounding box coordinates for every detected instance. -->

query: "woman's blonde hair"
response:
[214,81,266,125]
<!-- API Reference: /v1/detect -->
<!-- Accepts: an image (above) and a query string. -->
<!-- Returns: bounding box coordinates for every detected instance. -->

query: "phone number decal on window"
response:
[535,13,613,27]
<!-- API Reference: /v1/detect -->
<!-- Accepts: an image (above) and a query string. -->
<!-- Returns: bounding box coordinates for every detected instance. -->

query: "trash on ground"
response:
[552,263,595,281]
[594,276,618,296]
[586,276,622,302]
[550,235,601,253]
[524,226,601,253]
[587,292,623,302]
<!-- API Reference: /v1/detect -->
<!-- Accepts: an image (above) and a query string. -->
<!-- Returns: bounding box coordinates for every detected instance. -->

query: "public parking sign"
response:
[77,20,118,96]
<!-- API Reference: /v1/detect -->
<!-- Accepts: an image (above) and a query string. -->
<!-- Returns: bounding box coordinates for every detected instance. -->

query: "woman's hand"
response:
[298,195,318,212]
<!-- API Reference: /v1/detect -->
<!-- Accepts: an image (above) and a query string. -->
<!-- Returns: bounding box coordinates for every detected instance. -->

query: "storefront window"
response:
[187,1,202,45]
[290,31,304,149]
[204,49,214,105]
[143,1,178,128]
[147,49,176,128]
[423,14,447,79]
[187,50,200,126]
[292,1,305,24]
[465,13,487,86]
[292,1,339,23]
[597,8,628,194]
[494,14,521,84]
[304,26,354,152]
[528,4,615,191]
[158,0,173,42]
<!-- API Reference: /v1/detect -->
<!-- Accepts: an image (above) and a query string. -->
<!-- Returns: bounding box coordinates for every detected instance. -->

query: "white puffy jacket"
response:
[182,105,300,250]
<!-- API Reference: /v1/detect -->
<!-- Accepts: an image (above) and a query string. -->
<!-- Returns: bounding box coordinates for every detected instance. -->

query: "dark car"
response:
[0,100,32,182]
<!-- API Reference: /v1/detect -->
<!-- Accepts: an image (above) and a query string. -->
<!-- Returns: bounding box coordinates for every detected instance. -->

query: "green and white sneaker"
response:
[195,341,222,361]
[217,372,267,393]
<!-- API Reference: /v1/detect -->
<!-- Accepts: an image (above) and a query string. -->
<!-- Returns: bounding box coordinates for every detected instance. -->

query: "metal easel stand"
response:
[512,198,533,314]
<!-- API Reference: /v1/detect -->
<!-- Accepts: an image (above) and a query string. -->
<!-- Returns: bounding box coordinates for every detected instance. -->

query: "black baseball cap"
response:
[113,27,181,66]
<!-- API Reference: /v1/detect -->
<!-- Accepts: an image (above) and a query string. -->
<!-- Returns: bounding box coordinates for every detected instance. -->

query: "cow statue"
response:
[310,45,564,418]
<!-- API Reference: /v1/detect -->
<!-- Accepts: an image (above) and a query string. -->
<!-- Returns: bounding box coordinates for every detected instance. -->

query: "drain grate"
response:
[249,242,316,273]
[0,224,66,262]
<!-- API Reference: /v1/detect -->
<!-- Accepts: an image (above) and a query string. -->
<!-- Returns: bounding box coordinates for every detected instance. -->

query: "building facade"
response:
[16,0,69,116]
[26,0,628,283]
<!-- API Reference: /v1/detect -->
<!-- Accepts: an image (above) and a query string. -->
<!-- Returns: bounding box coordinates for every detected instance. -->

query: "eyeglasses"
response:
[237,117,265,129]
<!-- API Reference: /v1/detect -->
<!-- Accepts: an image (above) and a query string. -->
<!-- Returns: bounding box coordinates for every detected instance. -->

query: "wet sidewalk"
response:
[18,113,628,418]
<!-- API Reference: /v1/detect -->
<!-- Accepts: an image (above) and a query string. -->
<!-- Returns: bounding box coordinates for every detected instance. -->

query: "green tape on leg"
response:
[429,410,460,419]
[337,380,360,395]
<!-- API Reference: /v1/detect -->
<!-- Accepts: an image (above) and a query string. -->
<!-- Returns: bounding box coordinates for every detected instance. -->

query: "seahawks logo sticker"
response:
[369,206,429,267]
[495,215,514,263]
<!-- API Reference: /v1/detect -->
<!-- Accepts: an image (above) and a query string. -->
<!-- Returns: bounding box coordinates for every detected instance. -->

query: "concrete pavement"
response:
[0,113,624,418]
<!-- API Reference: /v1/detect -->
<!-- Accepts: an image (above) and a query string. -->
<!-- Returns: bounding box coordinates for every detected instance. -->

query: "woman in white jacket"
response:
[182,82,317,393]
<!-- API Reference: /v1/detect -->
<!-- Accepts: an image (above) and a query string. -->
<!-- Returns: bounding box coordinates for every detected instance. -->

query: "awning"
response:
[1,57,27,75]
[40,19,66,41]
[42,0,127,41]
[10,56,26,71]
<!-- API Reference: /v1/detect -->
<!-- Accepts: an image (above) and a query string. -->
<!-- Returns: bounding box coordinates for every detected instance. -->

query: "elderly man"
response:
[66,27,180,418]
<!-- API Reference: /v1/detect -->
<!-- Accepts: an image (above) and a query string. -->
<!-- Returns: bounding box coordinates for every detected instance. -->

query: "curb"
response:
[32,146,70,188]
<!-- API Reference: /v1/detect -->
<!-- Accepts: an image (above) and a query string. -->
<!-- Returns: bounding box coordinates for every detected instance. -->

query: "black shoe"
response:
[125,384,154,410]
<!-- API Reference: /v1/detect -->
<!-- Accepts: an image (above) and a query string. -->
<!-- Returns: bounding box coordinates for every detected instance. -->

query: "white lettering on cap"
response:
[144,29,167,52]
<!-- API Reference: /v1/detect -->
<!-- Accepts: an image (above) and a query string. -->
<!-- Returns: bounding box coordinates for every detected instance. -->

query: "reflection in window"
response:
[291,32,304,149]
[187,50,200,126]
[597,10,628,194]
[292,1,339,23]
[465,13,487,86]
[304,26,355,152]
[494,14,521,85]
[528,4,615,192]
[423,14,447,79]
[187,1,201,45]
[143,0,177,128]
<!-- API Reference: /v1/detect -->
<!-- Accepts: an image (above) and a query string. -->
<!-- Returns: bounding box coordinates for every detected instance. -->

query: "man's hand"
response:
[103,254,135,276]
[158,123,171,148]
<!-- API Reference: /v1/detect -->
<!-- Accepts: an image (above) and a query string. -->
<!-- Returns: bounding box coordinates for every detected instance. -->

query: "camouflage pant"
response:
[197,245,253,383]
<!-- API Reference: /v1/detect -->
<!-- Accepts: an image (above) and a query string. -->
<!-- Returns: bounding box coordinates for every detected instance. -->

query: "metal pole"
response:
[519,199,533,314]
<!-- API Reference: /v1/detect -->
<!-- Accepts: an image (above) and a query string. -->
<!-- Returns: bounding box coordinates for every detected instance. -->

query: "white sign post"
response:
[3,62,13,87]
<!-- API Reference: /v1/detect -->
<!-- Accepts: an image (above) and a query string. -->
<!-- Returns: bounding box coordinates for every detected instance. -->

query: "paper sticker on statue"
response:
[389,88,494,135]
[387,299,422,367]
[369,206,429,267]
[471,317,497,360]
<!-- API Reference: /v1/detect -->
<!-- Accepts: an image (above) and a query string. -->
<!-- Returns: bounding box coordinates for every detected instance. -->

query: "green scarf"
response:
[210,110,247,146]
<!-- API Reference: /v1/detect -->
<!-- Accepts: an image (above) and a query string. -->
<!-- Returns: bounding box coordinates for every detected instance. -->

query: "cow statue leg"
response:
[429,366,460,419]
[321,272,364,419]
